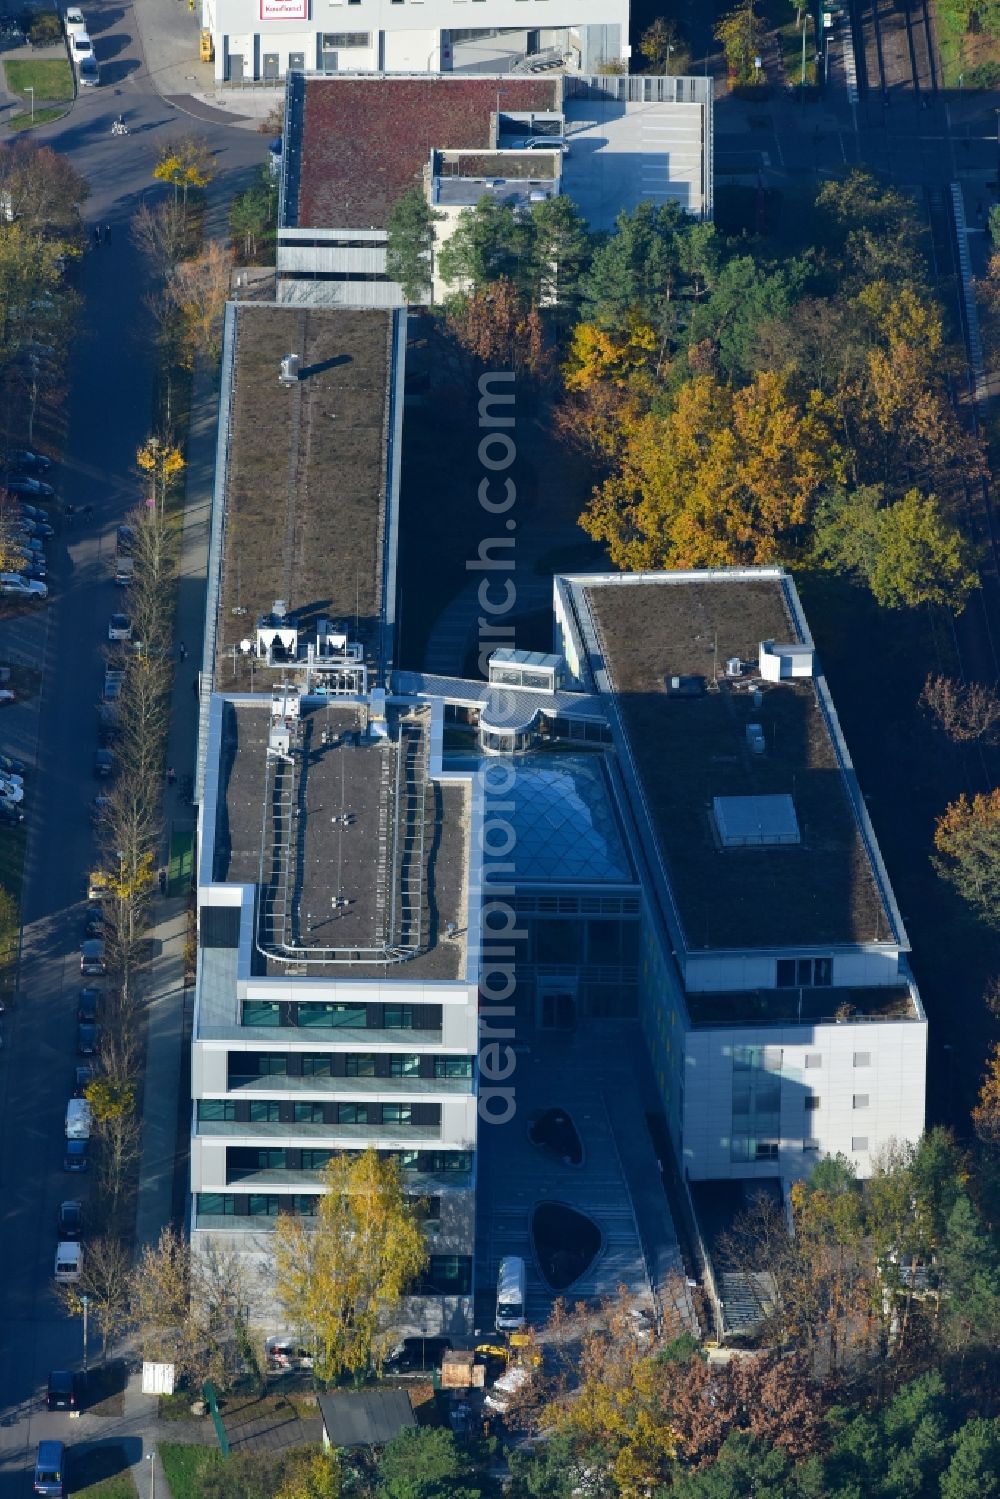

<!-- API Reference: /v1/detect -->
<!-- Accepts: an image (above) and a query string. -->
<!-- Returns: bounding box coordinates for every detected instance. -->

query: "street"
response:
[0,0,262,1487]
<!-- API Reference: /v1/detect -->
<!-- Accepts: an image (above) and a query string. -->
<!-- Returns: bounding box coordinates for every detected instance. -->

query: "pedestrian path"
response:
[134,357,220,1249]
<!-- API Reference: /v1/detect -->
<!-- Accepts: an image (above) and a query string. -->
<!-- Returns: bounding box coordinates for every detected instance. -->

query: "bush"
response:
[30,13,62,46]
[963,61,1000,87]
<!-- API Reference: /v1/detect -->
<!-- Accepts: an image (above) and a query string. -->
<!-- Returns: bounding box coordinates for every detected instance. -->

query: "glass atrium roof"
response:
[503,756,633,884]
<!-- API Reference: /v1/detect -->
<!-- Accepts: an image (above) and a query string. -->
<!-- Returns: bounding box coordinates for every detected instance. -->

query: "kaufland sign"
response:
[260,0,308,17]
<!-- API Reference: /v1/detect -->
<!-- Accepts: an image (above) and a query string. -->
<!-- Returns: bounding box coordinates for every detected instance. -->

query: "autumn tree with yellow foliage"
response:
[580,371,838,569]
[273,1149,428,1383]
[933,789,1000,927]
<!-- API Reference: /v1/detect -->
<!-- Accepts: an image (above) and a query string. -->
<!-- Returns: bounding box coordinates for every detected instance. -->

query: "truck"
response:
[114,553,134,587]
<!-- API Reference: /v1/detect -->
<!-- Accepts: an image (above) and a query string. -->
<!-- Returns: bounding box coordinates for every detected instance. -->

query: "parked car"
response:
[0,778,23,804]
[107,613,132,642]
[77,53,98,86]
[63,1137,88,1171]
[33,1438,67,1497]
[0,573,47,599]
[46,1369,81,1411]
[116,524,135,552]
[264,1335,315,1371]
[75,1022,97,1056]
[77,987,101,1021]
[83,906,104,938]
[91,795,111,825]
[4,476,54,497]
[54,1242,82,1283]
[93,748,113,778]
[79,940,105,976]
[57,1200,83,1239]
[68,30,91,58]
[19,518,53,538]
[6,449,51,472]
[0,753,25,776]
[18,504,47,522]
[73,1064,94,1097]
[0,801,23,825]
[0,693,14,706]
[511,135,570,153]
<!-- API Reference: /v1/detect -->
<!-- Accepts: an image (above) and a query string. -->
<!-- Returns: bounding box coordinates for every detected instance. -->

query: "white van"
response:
[53,1242,82,1282]
[65,1097,92,1140]
[495,1255,527,1331]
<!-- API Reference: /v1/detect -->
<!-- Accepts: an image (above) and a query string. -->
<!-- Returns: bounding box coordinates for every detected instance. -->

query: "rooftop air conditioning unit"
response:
[725,657,742,678]
[279,354,300,386]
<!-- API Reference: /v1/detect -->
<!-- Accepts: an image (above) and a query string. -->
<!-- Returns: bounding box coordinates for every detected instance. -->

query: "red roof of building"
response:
[297,76,561,230]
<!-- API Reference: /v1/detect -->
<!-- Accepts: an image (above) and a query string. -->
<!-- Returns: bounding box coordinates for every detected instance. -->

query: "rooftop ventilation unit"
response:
[279,354,300,386]
[759,639,815,682]
[725,657,743,678]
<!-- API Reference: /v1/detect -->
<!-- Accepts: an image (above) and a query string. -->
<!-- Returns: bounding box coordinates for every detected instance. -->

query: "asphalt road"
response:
[0,3,262,1487]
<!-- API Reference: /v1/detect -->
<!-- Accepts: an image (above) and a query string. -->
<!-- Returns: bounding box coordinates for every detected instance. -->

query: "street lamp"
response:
[80,1292,90,1377]
[25,84,33,124]
[146,1451,156,1499]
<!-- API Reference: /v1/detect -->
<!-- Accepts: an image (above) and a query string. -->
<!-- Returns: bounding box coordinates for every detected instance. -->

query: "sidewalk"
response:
[127,0,273,125]
[134,355,220,1249]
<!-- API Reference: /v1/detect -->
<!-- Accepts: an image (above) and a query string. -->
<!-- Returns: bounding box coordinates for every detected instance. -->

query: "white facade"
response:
[191,692,483,1338]
[682,1016,928,1182]
[204,0,627,84]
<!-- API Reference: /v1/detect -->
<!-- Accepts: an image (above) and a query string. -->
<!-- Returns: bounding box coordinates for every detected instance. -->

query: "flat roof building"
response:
[193,302,479,1336]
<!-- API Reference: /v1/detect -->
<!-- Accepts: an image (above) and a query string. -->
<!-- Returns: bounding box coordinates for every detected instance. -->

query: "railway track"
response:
[851,0,1000,691]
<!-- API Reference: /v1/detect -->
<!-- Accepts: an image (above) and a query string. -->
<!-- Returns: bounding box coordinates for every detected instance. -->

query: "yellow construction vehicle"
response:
[199,28,214,61]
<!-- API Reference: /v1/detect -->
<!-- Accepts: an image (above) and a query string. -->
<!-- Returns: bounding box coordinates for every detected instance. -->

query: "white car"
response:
[0,778,23,804]
[0,573,47,600]
[108,614,132,642]
[510,136,569,154]
[69,31,92,60]
[64,7,87,39]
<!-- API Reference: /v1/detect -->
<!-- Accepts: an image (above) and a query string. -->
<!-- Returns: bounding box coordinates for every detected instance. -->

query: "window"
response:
[322,30,370,44]
[384,1006,414,1029]
[805,1053,822,1069]
[294,1102,325,1123]
[248,1194,282,1216]
[249,1101,281,1123]
[755,1141,779,1162]
[302,1150,333,1170]
[299,1003,365,1029]
[389,1054,421,1077]
[398,1150,420,1170]
[198,1100,237,1122]
[294,1195,319,1215]
[776,958,832,988]
[803,1139,820,1152]
[231,1147,285,1171]
[733,1046,761,1071]
[435,1056,473,1078]
[338,1103,370,1125]
[853,1094,870,1110]
[763,1047,783,1073]
[852,1136,869,1152]
[431,1151,471,1172]
[805,1096,821,1111]
[732,1085,751,1117]
[730,1135,750,1162]
[416,1255,472,1295]
[249,1054,286,1076]
[197,1193,236,1215]
[302,1055,332,1077]
[346,1054,376,1077]
[383,1104,413,1125]
[853,1051,871,1068]
[242,1001,281,1026]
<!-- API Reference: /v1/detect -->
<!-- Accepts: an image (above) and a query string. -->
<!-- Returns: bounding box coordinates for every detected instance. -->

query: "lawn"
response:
[3,58,74,101]
[70,1445,138,1497]
[9,106,68,131]
[159,1445,223,1499]
[935,7,1000,87]
[762,0,817,87]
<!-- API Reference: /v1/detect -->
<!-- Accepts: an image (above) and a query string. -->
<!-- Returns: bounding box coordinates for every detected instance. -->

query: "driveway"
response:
[0,0,263,1489]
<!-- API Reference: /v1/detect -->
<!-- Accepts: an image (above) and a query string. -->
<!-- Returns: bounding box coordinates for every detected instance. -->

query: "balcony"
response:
[198,1119,446,1143]
[224,1074,474,1096]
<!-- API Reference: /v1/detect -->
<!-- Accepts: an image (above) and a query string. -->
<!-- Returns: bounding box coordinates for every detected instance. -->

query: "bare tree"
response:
[55,1235,132,1361]
[920,673,1000,744]
[131,199,191,281]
